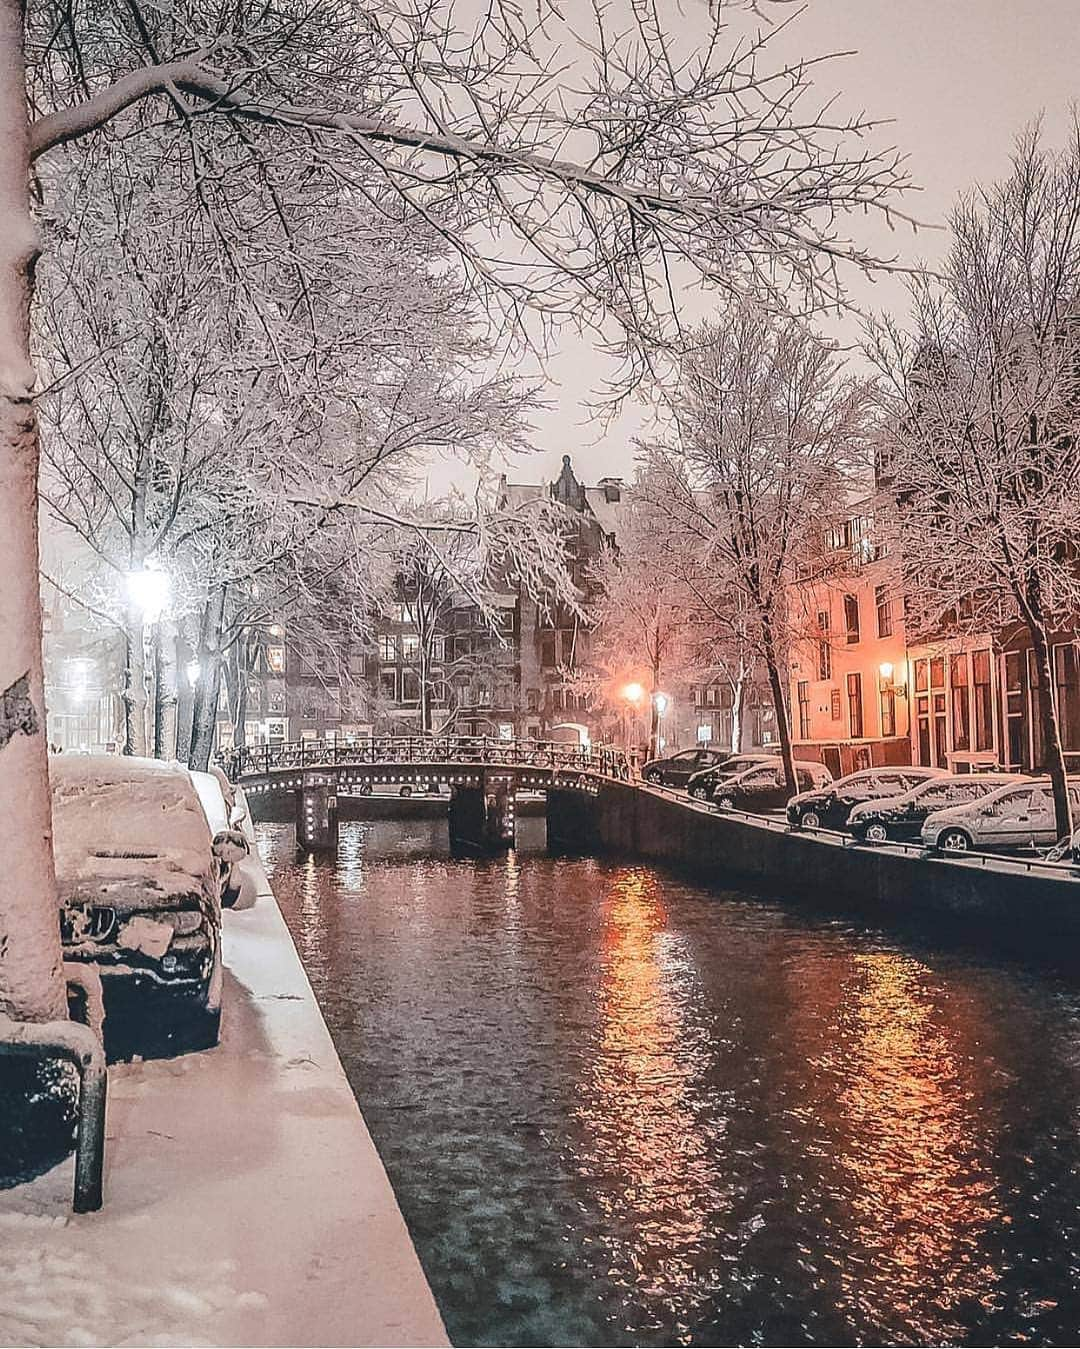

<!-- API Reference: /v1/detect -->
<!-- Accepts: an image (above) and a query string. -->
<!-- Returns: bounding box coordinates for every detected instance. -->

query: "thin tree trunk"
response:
[233,636,248,749]
[1029,616,1073,840]
[188,584,226,771]
[0,3,66,1022]
[154,619,178,759]
[730,668,745,755]
[122,603,149,755]
[175,620,196,761]
[761,614,796,795]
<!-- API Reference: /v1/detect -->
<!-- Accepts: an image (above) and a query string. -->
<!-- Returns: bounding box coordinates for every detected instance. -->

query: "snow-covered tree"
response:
[868,123,1080,840]
[2,0,914,1021]
[656,303,873,794]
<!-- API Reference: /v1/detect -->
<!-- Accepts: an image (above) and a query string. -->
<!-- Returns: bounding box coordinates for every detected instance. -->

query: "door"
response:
[977,786,1035,848]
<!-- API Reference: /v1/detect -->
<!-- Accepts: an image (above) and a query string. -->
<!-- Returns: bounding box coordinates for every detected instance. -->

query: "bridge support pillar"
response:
[449,772,515,852]
[296,771,339,851]
[546,787,600,851]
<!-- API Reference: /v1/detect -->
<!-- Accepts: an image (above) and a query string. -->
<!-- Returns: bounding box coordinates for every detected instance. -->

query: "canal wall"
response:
[548,782,1080,949]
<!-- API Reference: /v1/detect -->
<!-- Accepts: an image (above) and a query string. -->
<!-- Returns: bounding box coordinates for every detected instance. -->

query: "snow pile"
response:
[50,757,217,914]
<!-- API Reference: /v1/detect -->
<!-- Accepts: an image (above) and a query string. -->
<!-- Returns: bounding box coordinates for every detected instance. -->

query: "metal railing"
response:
[221,736,631,783]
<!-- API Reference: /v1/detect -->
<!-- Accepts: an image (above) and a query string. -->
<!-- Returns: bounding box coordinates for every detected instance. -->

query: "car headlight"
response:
[165,910,205,936]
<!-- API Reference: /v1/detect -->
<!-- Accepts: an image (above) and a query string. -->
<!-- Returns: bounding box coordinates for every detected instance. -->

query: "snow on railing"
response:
[219,736,632,783]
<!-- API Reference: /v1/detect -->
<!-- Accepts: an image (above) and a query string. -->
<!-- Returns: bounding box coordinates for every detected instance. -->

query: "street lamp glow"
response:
[186,661,202,688]
[879,662,894,681]
[126,567,171,622]
[622,682,644,704]
[653,691,670,716]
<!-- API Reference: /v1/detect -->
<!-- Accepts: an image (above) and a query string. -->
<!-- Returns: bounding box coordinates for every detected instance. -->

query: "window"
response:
[973,649,993,752]
[817,609,832,681]
[831,688,842,721]
[880,684,896,738]
[875,584,892,638]
[401,671,420,702]
[266,645,285,674]
[477,685,492,706]
[1055,644,1080,751]
[378,635,397,663]
[401,634,420,661]
[526,688,539,713]
[950,652,970,751]
[540,633,556,668]
[797,680,810,740]
[847,672,864,738]
[431,636,446,663]
[705,686,718,707]
[378,669,396,700]
[843,594,860,644]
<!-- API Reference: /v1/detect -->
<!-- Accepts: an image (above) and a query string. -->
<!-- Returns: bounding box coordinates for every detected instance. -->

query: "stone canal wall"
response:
[547,782,1080,948]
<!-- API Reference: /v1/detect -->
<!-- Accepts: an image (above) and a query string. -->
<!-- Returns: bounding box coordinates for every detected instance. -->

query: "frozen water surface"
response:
[260,816,1080,1347]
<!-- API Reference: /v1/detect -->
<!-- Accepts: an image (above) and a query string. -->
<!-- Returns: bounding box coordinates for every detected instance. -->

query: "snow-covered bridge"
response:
[220,736,630,850]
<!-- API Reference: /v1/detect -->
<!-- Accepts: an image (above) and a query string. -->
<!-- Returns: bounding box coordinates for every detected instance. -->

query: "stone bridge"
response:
[220,736,630,850]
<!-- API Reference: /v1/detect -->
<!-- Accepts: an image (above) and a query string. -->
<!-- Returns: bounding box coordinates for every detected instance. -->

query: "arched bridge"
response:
[220,736,630,851]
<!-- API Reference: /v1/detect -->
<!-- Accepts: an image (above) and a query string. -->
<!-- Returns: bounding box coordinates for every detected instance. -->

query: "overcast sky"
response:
[467,0,1080,493]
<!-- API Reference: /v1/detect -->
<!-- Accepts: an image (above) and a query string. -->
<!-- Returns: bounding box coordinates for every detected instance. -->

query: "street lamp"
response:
[125,567,171,623]
[652,690,670,756]
[621,682,644,759]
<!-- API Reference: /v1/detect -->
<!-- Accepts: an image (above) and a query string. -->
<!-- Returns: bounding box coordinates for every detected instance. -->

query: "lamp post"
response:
[124,565,172,757]
[621,682,644,768]
[652,690,670,758]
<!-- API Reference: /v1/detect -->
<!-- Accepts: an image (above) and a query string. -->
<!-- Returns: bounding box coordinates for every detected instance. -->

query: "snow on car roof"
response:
[51,755,216,909]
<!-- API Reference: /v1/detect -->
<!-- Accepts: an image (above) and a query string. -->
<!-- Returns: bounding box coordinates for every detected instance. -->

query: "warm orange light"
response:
[622,682,645,704]
[879,661,894,681]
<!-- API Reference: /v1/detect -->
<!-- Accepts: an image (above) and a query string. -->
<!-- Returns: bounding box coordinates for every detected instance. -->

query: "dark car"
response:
[848,772,1021,843]
[641,746,731,788]
[712,760,834,813]
[786,765,946,832]
[686,752,780,801]
[52,755,226,1058]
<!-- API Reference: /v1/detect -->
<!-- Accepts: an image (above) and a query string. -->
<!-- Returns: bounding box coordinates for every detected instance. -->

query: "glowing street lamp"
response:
[186,661,202,688]
[125,567,172,623]
[622,681,644,705]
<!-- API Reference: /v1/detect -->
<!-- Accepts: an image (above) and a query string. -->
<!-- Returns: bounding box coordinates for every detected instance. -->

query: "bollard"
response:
[0,1014,107,1212]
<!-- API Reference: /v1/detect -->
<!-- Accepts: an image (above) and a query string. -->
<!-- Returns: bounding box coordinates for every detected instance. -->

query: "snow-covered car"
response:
[51,755,227,1055]
[847,772,1022,843]
[190,767,260,909]
[711,760,833,813]
[786,765,946,832]
[921,777,1080,854]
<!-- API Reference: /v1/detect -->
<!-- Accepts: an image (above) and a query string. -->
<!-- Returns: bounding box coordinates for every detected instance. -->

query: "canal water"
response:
[258,816,1080,1347]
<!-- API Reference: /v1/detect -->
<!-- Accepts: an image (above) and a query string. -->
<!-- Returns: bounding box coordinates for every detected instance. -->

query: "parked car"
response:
[686,753,780,801]
[786,765,947,832]
[52,755,230,1056]
[712,760,834,813]
[641,747,733,787]
[848,772,1022,843]
[921,777,1080,853]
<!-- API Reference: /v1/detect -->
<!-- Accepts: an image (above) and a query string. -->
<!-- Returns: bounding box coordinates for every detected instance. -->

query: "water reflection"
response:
[259,818,1080,1347]
[830,953,1002,1340]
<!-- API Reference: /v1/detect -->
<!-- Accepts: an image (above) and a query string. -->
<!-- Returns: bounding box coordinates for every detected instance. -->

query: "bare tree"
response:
[586,482,696,759]
[868,122,1080,840]
[656,303,873,794]
[2,0,913,1021]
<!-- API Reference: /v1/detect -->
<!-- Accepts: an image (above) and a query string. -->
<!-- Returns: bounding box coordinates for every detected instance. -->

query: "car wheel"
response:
[399,785,413,798]
[939,828,971,853]
[800,809,821,830]
[864,821,889,844]
[690,785,708,800]
[717,794,735,810]
[645,770,661,785]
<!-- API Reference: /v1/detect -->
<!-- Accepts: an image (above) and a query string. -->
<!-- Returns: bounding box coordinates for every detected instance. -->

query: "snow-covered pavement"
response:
[0,890,448,1347]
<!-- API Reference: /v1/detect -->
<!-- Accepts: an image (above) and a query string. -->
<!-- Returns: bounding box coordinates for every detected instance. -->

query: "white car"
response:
[921,778,1080,854]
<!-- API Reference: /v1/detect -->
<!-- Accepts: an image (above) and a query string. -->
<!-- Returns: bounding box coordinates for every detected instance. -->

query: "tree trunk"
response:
[0,3,66,1022]
[1029,616,1073,841]
[233,637,248,750]
[175,620,196,761]
[122,604,149,755]
[761,615,796,796]
[730,668,745,755]
[153,619,178,759]
[188,584,226,771]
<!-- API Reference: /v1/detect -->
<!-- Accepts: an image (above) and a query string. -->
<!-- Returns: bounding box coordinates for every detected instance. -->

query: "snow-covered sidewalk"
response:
[0,892,449,1348]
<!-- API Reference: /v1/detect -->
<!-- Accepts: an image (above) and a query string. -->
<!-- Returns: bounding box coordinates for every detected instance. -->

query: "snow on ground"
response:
[0,870,448,1348]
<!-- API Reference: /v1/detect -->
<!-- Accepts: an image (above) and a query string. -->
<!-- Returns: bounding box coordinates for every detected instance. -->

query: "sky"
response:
[468,0,1080,493]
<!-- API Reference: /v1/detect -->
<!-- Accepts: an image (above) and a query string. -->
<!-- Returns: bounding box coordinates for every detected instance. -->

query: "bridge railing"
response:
[220,736,631,783]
